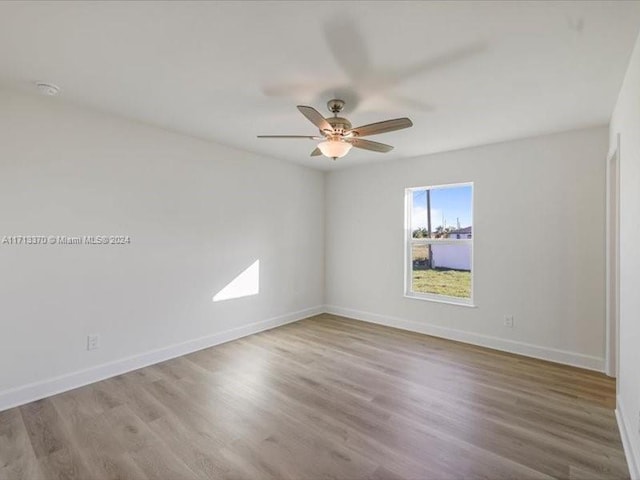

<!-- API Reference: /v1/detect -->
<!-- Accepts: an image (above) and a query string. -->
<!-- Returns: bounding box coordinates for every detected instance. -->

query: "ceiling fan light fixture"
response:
[318,139,352,159]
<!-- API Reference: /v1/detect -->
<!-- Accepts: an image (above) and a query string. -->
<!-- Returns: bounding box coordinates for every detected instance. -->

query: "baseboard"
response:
[617,398,640,480]
[324,305,604,372]
[0,305,324,412]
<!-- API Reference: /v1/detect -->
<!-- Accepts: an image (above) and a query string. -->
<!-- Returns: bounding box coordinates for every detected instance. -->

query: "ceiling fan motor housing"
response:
[325,116,352,136]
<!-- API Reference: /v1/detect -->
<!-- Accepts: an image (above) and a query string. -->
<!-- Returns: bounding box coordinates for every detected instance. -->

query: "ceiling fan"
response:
[257,99,413,160]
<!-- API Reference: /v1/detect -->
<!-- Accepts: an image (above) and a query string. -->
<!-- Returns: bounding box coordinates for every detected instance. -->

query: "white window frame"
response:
[404,182,475,307]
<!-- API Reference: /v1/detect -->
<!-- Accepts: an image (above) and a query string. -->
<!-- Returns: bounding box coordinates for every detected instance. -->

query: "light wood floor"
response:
[0,314,628,480]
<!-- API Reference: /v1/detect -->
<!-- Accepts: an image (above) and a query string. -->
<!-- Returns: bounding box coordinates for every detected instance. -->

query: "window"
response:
[405,183,473,305]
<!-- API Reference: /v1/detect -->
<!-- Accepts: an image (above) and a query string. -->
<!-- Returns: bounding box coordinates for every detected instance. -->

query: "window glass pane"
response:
[412,185,472,239]
[411,243,471,298]
[411,190,432,238]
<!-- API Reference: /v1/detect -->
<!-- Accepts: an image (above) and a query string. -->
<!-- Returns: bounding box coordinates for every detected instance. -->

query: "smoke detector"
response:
[36,82,61,96]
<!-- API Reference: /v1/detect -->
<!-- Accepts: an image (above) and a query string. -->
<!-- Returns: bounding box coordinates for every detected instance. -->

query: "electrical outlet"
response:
[87,334,100,351]
[504,316,514,328]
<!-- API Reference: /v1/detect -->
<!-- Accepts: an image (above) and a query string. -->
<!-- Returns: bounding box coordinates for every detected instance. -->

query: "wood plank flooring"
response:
[0,314,628,479]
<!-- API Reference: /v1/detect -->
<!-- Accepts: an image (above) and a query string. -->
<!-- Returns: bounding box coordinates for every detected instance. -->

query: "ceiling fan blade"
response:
[323,16,371,82]
[345,138,394,153]
[297,106,334,133]
[262,82,323,98]
[349,118,413,137]
[310,147,322,157]
[257,135,322,139]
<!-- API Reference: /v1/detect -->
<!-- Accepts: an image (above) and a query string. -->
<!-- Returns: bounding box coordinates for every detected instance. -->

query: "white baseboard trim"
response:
[0,305,324,413]
[617,398,640,480]
[324,305,604,372]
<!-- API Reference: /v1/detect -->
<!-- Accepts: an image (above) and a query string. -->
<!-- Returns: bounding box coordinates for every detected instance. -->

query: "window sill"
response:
[404,293,476,308]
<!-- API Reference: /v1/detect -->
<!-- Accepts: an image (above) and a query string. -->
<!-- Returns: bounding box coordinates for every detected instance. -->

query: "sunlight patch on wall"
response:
[213,260,260,302]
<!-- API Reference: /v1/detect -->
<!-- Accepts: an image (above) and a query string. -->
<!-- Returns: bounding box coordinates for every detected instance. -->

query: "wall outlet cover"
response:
[87,334,100,351]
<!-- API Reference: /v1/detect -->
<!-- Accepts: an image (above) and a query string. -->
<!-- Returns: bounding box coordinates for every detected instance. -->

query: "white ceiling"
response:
[1,1,639,171]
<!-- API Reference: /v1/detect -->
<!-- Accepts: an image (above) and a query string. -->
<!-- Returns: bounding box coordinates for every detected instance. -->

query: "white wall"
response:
[0,89,325,409]
[431,244,472,271]
[609,31,640,480]
[326,126,608,370]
